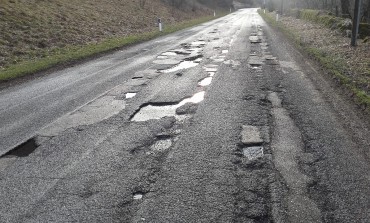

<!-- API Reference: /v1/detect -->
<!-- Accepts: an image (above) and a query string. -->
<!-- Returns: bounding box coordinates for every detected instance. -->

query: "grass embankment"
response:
[259,9,370,111]
[0,15,223,81]
[0,0,226,81]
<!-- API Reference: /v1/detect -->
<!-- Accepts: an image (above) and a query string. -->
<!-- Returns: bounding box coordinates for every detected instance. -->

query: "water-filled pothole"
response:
[125,93,137,99]
[212,58,225,63]
[161,52,177,56]
[198,77,213,86]
[157,55,168,59]
[160,60,201,73]
[191,41,206,47]
[133,192,144,200]
[204,67,218,72]
[171,49,192,55]
[131,92,205,122]
[249,36,261,43]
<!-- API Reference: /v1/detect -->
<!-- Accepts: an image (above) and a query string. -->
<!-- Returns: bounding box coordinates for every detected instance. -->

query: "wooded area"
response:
[266,0,370,22]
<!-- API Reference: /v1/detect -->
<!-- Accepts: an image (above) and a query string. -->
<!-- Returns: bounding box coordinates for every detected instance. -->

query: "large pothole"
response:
[131,91,205,122]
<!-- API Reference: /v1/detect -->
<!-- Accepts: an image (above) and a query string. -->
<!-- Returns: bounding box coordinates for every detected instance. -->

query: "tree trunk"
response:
[341,0,350,16]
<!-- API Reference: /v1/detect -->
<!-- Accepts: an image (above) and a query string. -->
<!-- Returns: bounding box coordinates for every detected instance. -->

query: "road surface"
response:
[0,8,369,223]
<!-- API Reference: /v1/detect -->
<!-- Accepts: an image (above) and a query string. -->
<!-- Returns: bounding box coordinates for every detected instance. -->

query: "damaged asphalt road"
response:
[0,8,370,223]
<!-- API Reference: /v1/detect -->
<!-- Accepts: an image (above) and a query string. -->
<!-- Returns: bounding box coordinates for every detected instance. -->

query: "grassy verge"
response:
[0,13,227,82]
[258,9,370,111]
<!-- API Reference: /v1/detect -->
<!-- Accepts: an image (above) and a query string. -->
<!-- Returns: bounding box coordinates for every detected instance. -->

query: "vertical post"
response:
[230,8,232,13]
[351,0,362,46]
[158,18,162,32]
[280,0,284,15]
[214,11,216,17]
[276,13,279,21]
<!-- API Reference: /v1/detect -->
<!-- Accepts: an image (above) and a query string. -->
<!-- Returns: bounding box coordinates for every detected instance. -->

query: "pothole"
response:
[250,64,262,69]
[157,55,168,59]
[1,138,38,158]
[224,60,241,68]
[161,52,177,56]
[179,91,205,105]
[198,77,213,86]
[171,49,192,55]
[160,60,201,73]
[150,139,172,152]
[243,146,264,160]
[191,41,206,47]
[131,92,205,122]
[125,93,137,99]
[153,59,180,65]
[208,72,215,77]
[184,54,203,63]
[133,192,144,200]
[249,36,261,43]
[204,67,218,72]
[212,58,225,63]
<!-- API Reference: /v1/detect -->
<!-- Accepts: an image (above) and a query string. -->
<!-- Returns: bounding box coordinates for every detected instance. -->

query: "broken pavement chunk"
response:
[243,146,264,160]
[241,125,263,145]
[249,36,261,43]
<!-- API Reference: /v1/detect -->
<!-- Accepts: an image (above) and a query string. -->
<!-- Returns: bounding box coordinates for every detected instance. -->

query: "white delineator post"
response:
[276,13,279,21]
[158,18,162,32]
[214,11,216,17]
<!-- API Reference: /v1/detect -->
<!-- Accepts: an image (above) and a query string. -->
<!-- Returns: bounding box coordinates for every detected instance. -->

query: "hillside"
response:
[0,0,214,77]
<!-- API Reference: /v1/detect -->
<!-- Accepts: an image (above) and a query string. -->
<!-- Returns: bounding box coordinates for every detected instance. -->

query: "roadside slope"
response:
[0,0,213,81]
[259,10,370,112]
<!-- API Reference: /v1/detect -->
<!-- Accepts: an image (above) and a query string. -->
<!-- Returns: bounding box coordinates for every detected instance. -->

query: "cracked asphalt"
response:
[0,8,369,223]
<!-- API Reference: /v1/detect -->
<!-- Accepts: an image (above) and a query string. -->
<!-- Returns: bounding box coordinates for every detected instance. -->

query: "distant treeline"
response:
[158,0,234,9]
[265,0,370,22]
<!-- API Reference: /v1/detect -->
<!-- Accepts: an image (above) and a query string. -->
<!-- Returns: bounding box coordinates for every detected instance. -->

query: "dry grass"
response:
[259,10,370,108]
[0,0,211,74]
[281,16,370,93]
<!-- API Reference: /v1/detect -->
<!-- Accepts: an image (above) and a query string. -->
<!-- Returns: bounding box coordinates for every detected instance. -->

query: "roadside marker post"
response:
[276,13,279,21]
[214,11,216,17]
[158,18,162,32]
